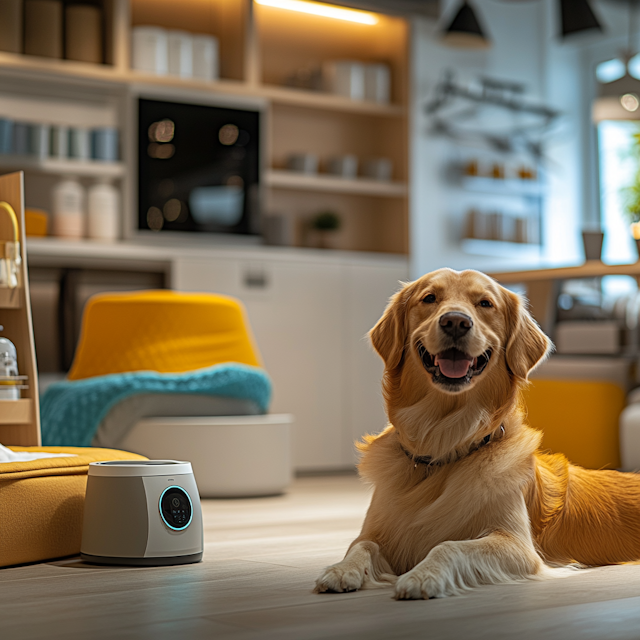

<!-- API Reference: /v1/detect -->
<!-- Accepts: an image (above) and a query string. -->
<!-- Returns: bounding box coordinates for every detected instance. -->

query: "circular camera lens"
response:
[160,486,193,531]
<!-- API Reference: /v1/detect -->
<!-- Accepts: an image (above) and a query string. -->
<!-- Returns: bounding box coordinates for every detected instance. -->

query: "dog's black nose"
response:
[439,312,473,339]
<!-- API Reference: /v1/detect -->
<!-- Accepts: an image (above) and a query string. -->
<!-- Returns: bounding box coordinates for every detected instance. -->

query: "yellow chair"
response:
[68,290,262,380]
[522,379,626,470]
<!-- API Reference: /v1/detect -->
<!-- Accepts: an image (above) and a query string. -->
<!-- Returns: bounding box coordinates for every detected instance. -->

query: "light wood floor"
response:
[3,474,640,640]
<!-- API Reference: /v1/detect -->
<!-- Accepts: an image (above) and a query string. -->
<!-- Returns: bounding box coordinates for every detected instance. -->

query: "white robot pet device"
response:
[81,460,203,566]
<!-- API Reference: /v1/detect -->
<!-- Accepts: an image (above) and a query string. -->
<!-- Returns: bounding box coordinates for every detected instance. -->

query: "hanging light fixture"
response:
[441,1,491,49]
[559,0,602,37]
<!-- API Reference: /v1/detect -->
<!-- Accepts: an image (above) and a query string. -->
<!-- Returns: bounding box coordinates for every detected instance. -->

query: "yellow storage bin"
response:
[522,379,626,470]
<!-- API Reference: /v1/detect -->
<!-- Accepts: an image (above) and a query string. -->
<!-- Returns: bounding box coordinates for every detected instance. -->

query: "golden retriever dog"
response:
[315,268,640,600]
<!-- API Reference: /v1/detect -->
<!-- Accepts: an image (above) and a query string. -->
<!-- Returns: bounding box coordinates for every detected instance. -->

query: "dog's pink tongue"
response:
[435,355,472,378]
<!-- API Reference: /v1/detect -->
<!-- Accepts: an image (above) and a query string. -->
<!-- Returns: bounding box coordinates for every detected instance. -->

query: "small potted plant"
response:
[308,210,341,249]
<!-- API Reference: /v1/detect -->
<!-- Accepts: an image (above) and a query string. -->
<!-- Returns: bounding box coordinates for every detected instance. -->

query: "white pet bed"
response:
[118,414,294,498]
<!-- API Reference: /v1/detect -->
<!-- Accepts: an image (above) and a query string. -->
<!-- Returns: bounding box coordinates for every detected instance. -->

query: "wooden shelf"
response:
[0,286,22,309]
[265,169,407,197]
[260,85,405,117]
[0,399,32,425]
[0,156,125,178]
[461,176,544,197]
[0,55,406,119]
[462,239,541,259]
[0,51,124,87]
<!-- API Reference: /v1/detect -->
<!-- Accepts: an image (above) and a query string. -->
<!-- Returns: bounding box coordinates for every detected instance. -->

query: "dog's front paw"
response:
[394,571,427,600]
[314,563,364,593]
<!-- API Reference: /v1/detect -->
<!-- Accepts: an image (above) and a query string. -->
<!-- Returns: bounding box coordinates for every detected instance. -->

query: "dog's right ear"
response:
[369,286,410,370]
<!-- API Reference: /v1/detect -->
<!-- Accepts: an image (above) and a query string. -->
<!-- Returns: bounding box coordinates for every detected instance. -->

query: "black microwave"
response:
[137,98,261,236]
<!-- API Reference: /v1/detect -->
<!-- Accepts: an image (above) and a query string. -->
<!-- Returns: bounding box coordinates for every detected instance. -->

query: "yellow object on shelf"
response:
[522,379,626,470]
[25,208,48,237]
[68,290,262,380]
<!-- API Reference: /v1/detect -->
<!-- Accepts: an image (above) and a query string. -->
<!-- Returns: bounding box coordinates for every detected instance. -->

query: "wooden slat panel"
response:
[0,171,40,445]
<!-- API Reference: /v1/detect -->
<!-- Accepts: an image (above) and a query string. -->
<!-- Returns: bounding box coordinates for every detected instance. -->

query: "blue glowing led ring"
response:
[159,485,193,531]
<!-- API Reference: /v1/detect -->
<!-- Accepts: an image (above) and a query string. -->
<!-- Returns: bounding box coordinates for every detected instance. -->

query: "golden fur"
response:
[314,268,640,599]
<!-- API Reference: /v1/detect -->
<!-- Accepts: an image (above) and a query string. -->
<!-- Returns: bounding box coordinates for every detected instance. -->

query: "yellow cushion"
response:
[0,447,146,568]
[68,290,261,380]
[522,379,625,470]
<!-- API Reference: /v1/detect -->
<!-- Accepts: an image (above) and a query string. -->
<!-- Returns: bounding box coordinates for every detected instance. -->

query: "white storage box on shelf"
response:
[119,414,294,498]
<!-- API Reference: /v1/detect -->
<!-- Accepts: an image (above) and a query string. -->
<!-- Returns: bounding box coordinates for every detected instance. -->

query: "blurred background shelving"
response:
[0,0,409,255]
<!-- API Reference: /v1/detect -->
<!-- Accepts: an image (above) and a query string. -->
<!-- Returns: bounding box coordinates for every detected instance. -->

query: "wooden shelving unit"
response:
[0,172,41,446]
[0,0,409,256]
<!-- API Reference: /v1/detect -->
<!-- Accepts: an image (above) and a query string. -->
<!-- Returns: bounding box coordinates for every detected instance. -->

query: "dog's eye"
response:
[422,294,436,304]
[479,300,493,308]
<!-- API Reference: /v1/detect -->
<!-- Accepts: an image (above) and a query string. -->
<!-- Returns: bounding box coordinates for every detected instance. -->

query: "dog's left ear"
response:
[504,291,552,381]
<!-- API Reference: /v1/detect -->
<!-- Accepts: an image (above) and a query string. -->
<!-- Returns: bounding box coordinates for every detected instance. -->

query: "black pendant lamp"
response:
[560,0,602,37]
[442,1,491,49]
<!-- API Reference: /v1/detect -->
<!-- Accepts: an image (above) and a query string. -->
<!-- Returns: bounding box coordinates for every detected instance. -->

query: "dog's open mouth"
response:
[416,342,491,389]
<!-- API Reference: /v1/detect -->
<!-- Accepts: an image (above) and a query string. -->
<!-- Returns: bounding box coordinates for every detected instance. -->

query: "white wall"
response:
[409,0,595,279]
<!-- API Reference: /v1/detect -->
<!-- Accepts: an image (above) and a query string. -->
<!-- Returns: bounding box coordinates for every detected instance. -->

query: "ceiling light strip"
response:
[254,0,378,25]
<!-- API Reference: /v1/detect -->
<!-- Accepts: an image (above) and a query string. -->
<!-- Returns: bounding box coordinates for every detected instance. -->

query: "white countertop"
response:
[25,237,410,268]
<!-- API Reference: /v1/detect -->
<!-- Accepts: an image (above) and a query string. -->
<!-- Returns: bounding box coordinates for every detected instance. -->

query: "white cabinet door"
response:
[173,256,346,470]
[342,261,409,462]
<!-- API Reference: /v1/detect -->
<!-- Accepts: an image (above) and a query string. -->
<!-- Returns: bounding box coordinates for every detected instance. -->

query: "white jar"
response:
[132,26,168,75]
[0,336,19,400]
[192,34,219,81]
[87,178,119,241]
[52,177,85,239]
[167,30,193,78]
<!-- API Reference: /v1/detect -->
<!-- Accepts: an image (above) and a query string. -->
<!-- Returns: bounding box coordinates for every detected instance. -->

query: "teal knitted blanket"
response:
[41,363,272,447]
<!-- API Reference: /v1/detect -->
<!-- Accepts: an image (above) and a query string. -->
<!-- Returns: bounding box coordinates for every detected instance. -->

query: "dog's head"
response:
[370,268,551,396]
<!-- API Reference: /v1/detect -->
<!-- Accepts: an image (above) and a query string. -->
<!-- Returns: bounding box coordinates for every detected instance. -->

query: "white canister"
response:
[192,34,219,81]
[132,26,168,75]
[167,30,193,78]
[49,124,69,158]
[68,127,91,160]
[326,155,358,178]
[364,64,391,104]
[52,177,85,239]
[362,157,393,181]
[87,178,119,241]
[0,336,19,400]
[323,61,365,100]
